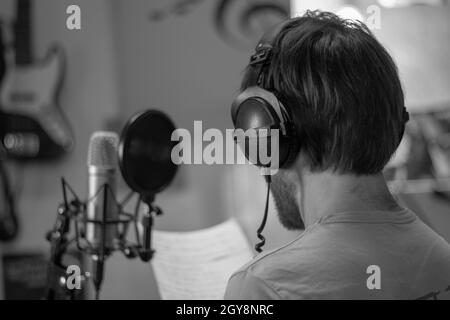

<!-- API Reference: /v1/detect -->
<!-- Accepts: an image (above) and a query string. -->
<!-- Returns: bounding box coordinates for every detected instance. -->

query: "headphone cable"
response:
[255,175,271,253]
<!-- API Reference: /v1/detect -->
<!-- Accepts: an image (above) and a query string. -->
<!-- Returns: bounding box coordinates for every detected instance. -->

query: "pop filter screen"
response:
[118,110,178,197]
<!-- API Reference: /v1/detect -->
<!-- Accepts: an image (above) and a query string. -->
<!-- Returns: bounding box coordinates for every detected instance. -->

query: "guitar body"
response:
[0,46,74,160]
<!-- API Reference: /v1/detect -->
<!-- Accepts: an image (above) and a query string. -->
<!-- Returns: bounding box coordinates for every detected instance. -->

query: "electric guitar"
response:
[0,0,74,160]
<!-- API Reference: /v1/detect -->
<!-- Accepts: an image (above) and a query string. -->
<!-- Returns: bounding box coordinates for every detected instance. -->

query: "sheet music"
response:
[152,219,253,300]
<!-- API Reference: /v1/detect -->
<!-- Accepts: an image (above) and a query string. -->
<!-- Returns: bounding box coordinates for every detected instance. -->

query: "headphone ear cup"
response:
[232,91,293,168]
[231,88,258,126]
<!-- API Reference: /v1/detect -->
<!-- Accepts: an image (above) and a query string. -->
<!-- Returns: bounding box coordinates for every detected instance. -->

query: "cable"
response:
[0,148,18,241]
[134,195,142,247]
[255,175,271,253]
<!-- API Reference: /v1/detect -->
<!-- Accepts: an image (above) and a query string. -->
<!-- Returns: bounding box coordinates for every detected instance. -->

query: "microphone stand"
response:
[45,178,163,300]
[45,180,84,300]
[45,205,73,300]
[91,184,109,300]
[139,193,162,262]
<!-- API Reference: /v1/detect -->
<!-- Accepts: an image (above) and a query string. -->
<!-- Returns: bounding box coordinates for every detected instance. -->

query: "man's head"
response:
[240,11,406,229]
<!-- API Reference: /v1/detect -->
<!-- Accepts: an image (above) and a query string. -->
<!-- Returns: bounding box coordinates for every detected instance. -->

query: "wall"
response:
[0,0,120,299]
[373,5,450,112]
[291,0,450,112]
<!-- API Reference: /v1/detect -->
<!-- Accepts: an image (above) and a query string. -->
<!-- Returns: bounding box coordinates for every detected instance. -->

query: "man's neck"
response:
[296,170,402,227]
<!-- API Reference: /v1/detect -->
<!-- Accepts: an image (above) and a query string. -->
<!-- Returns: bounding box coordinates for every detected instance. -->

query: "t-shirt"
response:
[224,209,450,300]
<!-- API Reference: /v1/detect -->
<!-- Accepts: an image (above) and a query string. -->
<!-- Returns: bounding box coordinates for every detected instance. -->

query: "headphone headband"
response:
[231,19,298,171]
[249,20,290,66]
[249,20,290,92]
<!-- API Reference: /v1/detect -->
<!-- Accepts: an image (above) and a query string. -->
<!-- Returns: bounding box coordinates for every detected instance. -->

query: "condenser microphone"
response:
[44,111,179,299]
[86,131,119,254]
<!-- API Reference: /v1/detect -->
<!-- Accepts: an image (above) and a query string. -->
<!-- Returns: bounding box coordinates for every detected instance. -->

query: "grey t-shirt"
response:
[224,209,450,300]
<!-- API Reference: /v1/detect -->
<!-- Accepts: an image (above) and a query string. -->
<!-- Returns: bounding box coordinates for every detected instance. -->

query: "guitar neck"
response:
[14,0,33,65]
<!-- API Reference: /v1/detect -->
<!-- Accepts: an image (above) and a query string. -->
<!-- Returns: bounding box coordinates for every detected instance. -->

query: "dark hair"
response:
[241,11,405,175]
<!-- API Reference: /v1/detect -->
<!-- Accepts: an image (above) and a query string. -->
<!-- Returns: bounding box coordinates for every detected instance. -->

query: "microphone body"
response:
[85,131,120,298]
[86,166,118,253]
[86,131,119,254]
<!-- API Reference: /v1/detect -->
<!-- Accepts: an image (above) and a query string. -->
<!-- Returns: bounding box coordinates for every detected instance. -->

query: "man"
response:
[225,11,450,300]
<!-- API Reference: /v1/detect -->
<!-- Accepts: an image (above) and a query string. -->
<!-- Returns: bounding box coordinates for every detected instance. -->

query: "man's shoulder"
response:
[225,225,334,299]
[233,237,313,279]
[228,226,331,287]
[235,224,333,274]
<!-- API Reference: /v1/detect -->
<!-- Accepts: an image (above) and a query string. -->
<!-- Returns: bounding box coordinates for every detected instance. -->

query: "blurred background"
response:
[0,0,448,299]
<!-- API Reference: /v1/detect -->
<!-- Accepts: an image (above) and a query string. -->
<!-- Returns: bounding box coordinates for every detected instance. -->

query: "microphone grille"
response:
[87,131,119,168]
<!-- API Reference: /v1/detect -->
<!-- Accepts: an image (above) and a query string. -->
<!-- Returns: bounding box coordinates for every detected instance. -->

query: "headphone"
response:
[231,20,299,170]
[230,19,410,253]
[231,20,410,171]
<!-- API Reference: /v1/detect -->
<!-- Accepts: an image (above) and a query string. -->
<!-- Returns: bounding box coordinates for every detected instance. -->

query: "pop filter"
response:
[118,110,178,200]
